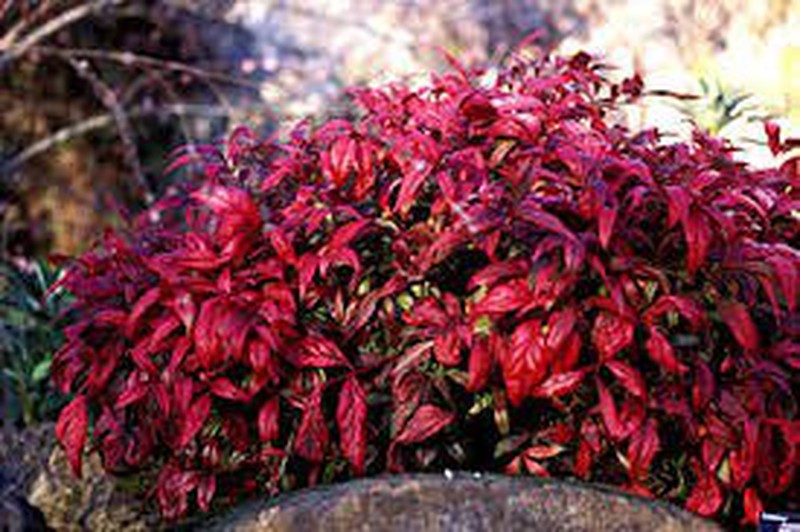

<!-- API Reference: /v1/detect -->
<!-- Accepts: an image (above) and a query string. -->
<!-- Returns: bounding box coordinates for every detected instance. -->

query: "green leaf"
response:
[31,358,51,382]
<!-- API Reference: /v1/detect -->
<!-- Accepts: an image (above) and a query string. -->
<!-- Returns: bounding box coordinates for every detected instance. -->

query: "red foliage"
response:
[52,46,799,524]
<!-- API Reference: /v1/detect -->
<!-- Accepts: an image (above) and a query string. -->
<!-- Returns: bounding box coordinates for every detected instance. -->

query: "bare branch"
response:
[2,114,113,177]
[0,0,125,70]
[1,103,250,178]
[66,55,152,203]
[30,45,263,90]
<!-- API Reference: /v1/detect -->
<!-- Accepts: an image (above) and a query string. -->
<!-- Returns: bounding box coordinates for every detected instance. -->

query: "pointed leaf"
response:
[718,300,759,351]
[177,394,211,449]
[467,337,493,392]
[531,369,586,398]
[197,475,216,512]
[627,418,660,479]
[337,377,368,474]
[472,278,532,315]
[598,201,617,249]
[258,397,280,442]
[592,312,634,361]
[293,390,329,462]
[685,473,723,517]
[55,395,89,477]
[605,360,647,398]
[598,379,625,441]
[645,327,688,374]
[394,404,453,446]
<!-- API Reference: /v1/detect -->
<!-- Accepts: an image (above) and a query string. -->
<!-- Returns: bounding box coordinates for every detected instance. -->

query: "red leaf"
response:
[116,373,149,409]
[685,210,711,275]
[575,440,594,479]
[55,395,88,477]
[761,121,800,155]
[627,418,660,480]
[433,329,461,367]
[517,202,578,242]
[337,377,368,474]
[130,338,159,375]
[521,456,550,477]
[191,185,261,241]
[197,475,216,513]
[525,443,565,460]
[766,121,782,155]
[597,379,625,441]
[505,455,523,475]
[664,185,690,230]
[293,390,329,462]
[391,134,438,215]
[126,286,161,336]
[468,260,529,291]
[501,320,549,405]
[156,464,199,520]
[644,295,706,329]
[257,397,280,442]
[605,360,647,399]
[405,297,448,327]
[553,332,582,373]
[545,307,577,353]
[718,300,759,351]
[531,369,586,398]
[150,315,181,351]
[327,218,370,251]
[729,420,757,490]
[460,91,498,124]
[766,255,798,312]
[702,438,725,473]
[292,335,352,369]
[592,312,634,361]
[249,336,278,377]
[194,298,223,369]
[692,359,716,411]
[472,278,532,315]
[645,327,688,374]
[742,487,763,526]
[598,201,617,249]
[269,228,296,265]
[685,473,723,517]
[210,378,248,402]
[466,337,493,392]
[154,382,170,417]
[394,404,453,446]
[177,394,211,449]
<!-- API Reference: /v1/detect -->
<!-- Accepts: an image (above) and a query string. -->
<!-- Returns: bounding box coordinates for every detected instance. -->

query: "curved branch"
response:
[0,104,245,179]
[0,0,125,70]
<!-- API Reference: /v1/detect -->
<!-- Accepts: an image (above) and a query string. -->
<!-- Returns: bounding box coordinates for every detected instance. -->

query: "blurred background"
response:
[1,0,799,428]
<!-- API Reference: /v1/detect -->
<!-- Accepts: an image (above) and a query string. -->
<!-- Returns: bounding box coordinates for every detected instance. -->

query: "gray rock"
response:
[0,423,157,531]
[203,473,721,532]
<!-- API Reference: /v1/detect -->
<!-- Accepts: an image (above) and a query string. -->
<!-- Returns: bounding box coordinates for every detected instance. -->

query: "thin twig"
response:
[2,114,114,176]
[30,44,263,90]
[0,103,253,178]
[0,0,61,49]
[66,55,152,203]
[0,0,125,70]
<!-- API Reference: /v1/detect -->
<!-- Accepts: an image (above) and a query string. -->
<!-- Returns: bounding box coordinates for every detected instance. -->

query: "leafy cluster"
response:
[51,48,799,524]
[1,258,69,427]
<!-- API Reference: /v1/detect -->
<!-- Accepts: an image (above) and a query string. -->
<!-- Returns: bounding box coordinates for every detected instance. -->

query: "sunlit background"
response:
[1,0,799,258]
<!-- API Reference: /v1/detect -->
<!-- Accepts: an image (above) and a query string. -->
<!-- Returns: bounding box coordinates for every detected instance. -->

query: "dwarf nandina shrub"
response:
[51,47,799,525]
